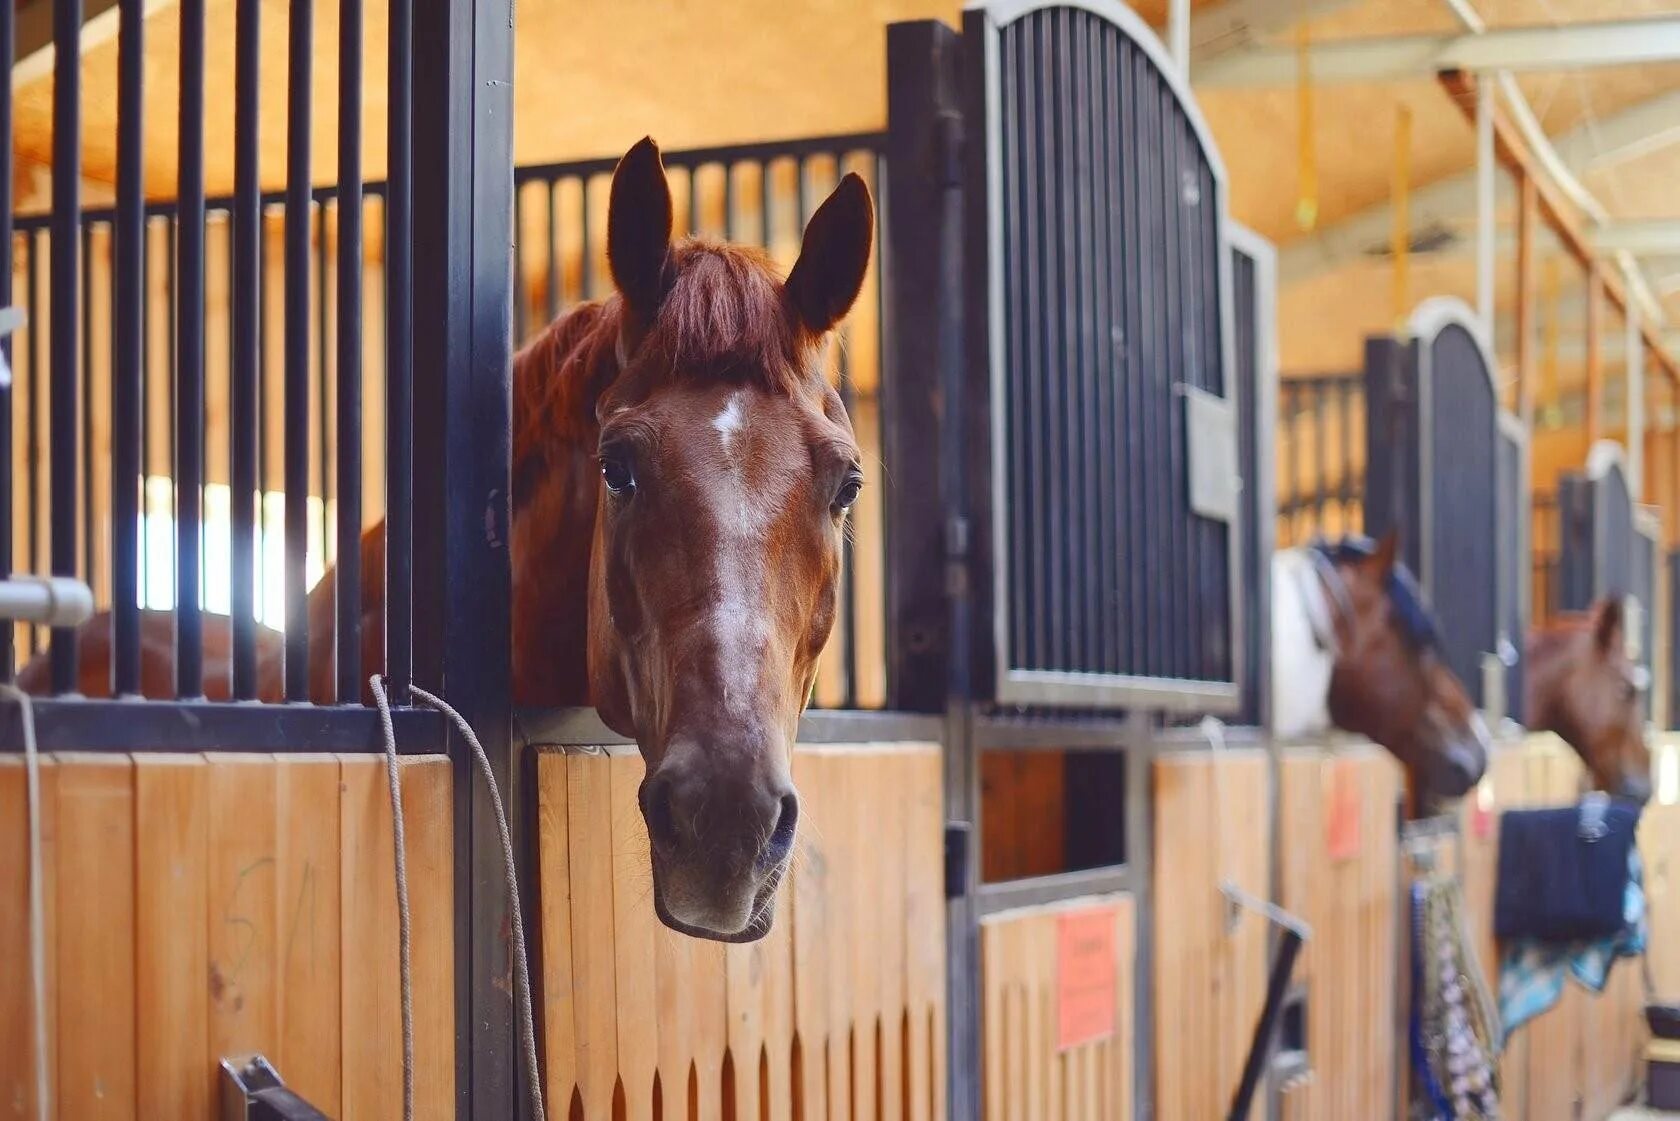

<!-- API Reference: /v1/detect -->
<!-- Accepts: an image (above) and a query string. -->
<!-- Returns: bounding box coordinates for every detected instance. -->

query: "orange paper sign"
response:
[1327,759,1362,861]
[1057,906,1119,1051]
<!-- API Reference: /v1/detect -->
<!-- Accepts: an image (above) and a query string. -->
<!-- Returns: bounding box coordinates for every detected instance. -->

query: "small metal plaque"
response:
[1184,384,1240,523]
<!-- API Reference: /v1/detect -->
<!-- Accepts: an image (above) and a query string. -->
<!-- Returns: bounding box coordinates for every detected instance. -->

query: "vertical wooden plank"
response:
[338,754,402,1119]
[1,757,57,1120]
[876,751,908,1121]
[568,754,618,1121]
[135,755,209,1120]
[1515,173,1537,425]
[400,756,456,1117]
[539,752,579,1115]
[981,918,1004,1121]
[56,755,137,1120]
[791,750,831,1121]
[611,753,659,1121]
[824,751,855,1121]
[849,748,882,1121]
[1586,265,1604,445]
[274,755,342,1113]
[902,746,943,1121]
[207,754,279,1093]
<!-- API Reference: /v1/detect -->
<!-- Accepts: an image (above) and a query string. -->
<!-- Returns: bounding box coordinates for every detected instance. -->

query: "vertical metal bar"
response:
[230,0,261,698]
[413,0,517,1110]
[49,0,83,695]
[112,0,145,696]
[317,202,331,580]
[1474,79,1495,328]
[26,234,40,657]
[0,0,11,680]
[1314,380,1327,527]
[579,175,594,301]
[175,0,208,698]
[544,178,559,325]
[336,0,365,703]
[385,0,413,703]
[284,0,313,701]
[512,186,526,344]
[81,224,94,590]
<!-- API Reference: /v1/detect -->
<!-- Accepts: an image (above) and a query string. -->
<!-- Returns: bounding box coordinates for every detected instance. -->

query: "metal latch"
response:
[219,1055,333,1121]
[1181,384,1240,523]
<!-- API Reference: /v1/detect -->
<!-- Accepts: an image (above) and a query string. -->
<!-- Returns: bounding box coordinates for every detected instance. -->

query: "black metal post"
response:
[112,0,145,696]
[386,0,414,704]
[49,0,82,695]
[231,0,261,698]
[413,0,516,1114]
[283,0,312,702]
[335,0,364,703]
[176,0,208,698]
[0,0,12,681]
[1228,927,1306,1121]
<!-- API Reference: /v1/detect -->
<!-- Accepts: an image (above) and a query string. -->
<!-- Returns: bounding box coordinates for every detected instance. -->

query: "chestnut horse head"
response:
[1526,598,1651,803]
[545,139,871,939]
[1274,532,1490,798]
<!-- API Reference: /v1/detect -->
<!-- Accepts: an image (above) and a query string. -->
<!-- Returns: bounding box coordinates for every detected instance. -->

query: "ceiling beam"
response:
[1279,88,1680,284]
[13,0,173,90]
[1188,0,1361,67]
[1591,220,1680,257]
[1195,17,1680,87]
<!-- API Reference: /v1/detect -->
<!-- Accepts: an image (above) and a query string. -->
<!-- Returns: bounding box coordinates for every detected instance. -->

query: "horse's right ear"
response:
[1594,596,1625,655]
[608,137,673,322]
[1372,530,1400,575]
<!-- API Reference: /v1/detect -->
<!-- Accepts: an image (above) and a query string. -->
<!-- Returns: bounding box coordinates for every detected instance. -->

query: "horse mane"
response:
[1527,610,1594,658]
[511,238,809,509]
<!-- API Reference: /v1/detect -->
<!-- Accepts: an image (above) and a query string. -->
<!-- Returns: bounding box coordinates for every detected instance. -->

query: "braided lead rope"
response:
[372,676,545,1121]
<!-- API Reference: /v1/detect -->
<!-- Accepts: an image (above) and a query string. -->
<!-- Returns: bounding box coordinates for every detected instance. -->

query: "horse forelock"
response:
[642,240,807,393]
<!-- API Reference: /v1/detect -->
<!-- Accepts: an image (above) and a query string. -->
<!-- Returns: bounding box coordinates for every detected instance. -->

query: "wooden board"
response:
[0,756,57,1119]
[135,754,210,1120]
[980,894,1136,1121]
[399,756,457,1117]
[338,754,403,1120]
[56,755,137,1121]
[274,754,344,1113]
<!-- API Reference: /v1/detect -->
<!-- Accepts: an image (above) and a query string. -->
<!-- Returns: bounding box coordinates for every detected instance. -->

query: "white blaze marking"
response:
[712,393,747,458]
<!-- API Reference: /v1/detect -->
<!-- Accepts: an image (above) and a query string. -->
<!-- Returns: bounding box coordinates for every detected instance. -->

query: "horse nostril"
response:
[763,792,799,868]
[643,775,682,854]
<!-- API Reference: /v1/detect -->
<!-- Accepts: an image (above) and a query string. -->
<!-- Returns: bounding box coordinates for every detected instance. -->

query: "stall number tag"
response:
[1057,906,1119,1051]
[1327,759,1362,862]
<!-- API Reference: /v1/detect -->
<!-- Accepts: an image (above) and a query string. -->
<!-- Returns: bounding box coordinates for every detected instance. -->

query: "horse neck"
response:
[508,303,619,706]
[1522,624,1581,733]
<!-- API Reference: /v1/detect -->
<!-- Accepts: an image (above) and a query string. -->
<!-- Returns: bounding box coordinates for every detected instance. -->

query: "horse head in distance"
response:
[1526,598,1651,804]
[1272,531,1490,799]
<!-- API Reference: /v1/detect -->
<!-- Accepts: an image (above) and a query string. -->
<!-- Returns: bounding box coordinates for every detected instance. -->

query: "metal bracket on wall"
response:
[218,1055,333,1121]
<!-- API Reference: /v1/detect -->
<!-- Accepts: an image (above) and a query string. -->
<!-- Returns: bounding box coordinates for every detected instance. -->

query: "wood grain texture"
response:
[399,756,457,1118]
[56,754,137,1121]
[338,754,403,1120]
[274,754,342,1114]
[0,756,57,1120]
[538,751,580,1116]
[610,752,659,1121]
[135,754,210,1121]
[206,752,280,1093]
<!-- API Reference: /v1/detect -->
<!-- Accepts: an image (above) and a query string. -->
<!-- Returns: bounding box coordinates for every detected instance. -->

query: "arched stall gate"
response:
[1557,442,1663,720]
[1364,299,1529,724]
[883,3,1268,1118]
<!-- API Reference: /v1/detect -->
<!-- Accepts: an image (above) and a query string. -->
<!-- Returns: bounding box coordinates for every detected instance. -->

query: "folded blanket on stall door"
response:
[1494,793,1640,942]
[1498,848,1647,1038]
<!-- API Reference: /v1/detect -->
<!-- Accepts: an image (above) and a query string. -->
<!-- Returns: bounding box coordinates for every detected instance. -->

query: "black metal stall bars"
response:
[2,0,436,751]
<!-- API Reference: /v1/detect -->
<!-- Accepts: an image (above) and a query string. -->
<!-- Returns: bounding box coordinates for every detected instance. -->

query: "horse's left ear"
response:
[786,172,874,335]
[608,136,674,323]
[1594,596,1625,655]
[1372,530,1400,575]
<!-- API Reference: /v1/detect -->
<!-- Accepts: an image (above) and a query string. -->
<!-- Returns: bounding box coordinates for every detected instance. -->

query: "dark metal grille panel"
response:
[1427,324,1499,707]
[994,5,1231,685]
[1632,526,1655,720]
[1497,425,1526,716]
[1597,465,1634,596]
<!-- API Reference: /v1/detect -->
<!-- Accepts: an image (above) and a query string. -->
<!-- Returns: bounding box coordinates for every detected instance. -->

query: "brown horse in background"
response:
[21,137,875,943]
[1526,598,1652,803]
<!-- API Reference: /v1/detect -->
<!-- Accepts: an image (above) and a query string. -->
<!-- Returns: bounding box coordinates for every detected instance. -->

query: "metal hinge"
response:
[944,821,971,899]
[219,1055,334,1121]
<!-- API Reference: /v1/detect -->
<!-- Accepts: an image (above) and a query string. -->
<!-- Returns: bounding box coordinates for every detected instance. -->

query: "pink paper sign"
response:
[1057,906,1119,1051]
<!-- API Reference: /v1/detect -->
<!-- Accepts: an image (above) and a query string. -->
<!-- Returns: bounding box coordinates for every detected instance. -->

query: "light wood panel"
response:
[979,894,1136,1121]
[536,742,944,1121]
[1152,749,1269,1120]
[0,751,452,1121]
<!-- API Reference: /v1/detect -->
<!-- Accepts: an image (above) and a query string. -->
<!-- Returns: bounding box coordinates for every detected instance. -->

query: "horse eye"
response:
[833,472,863,513]
[601,456,636,496]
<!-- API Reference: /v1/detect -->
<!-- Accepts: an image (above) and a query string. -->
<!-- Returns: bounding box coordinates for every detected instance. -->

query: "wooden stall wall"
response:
[1275,745,1402,1121]
[537,742,945,1121]
[1458,735,1650,1121]
[1649,737,1680,999]
[0,752,455,1120]
[980,896,1136,1121]
[1151,749,1270,1119]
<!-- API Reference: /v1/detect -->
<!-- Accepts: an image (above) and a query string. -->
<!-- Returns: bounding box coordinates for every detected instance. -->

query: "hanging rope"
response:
[1200,716,1312,937]
[1294,23,1318,232]
[1392,104,1413,329]
[0,683,50,1121]
[372,675,545,1121]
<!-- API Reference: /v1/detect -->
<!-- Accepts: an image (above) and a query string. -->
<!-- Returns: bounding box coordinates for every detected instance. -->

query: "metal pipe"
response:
[0,578,95,629]
[49,0,82,695]
[1227,926,1306,1121]
[335,0,365,703]
[230,0,261,698]
[176,0,208,698]
[112,0,145,696]
[283,0,312,702]
[385,0,414,703]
